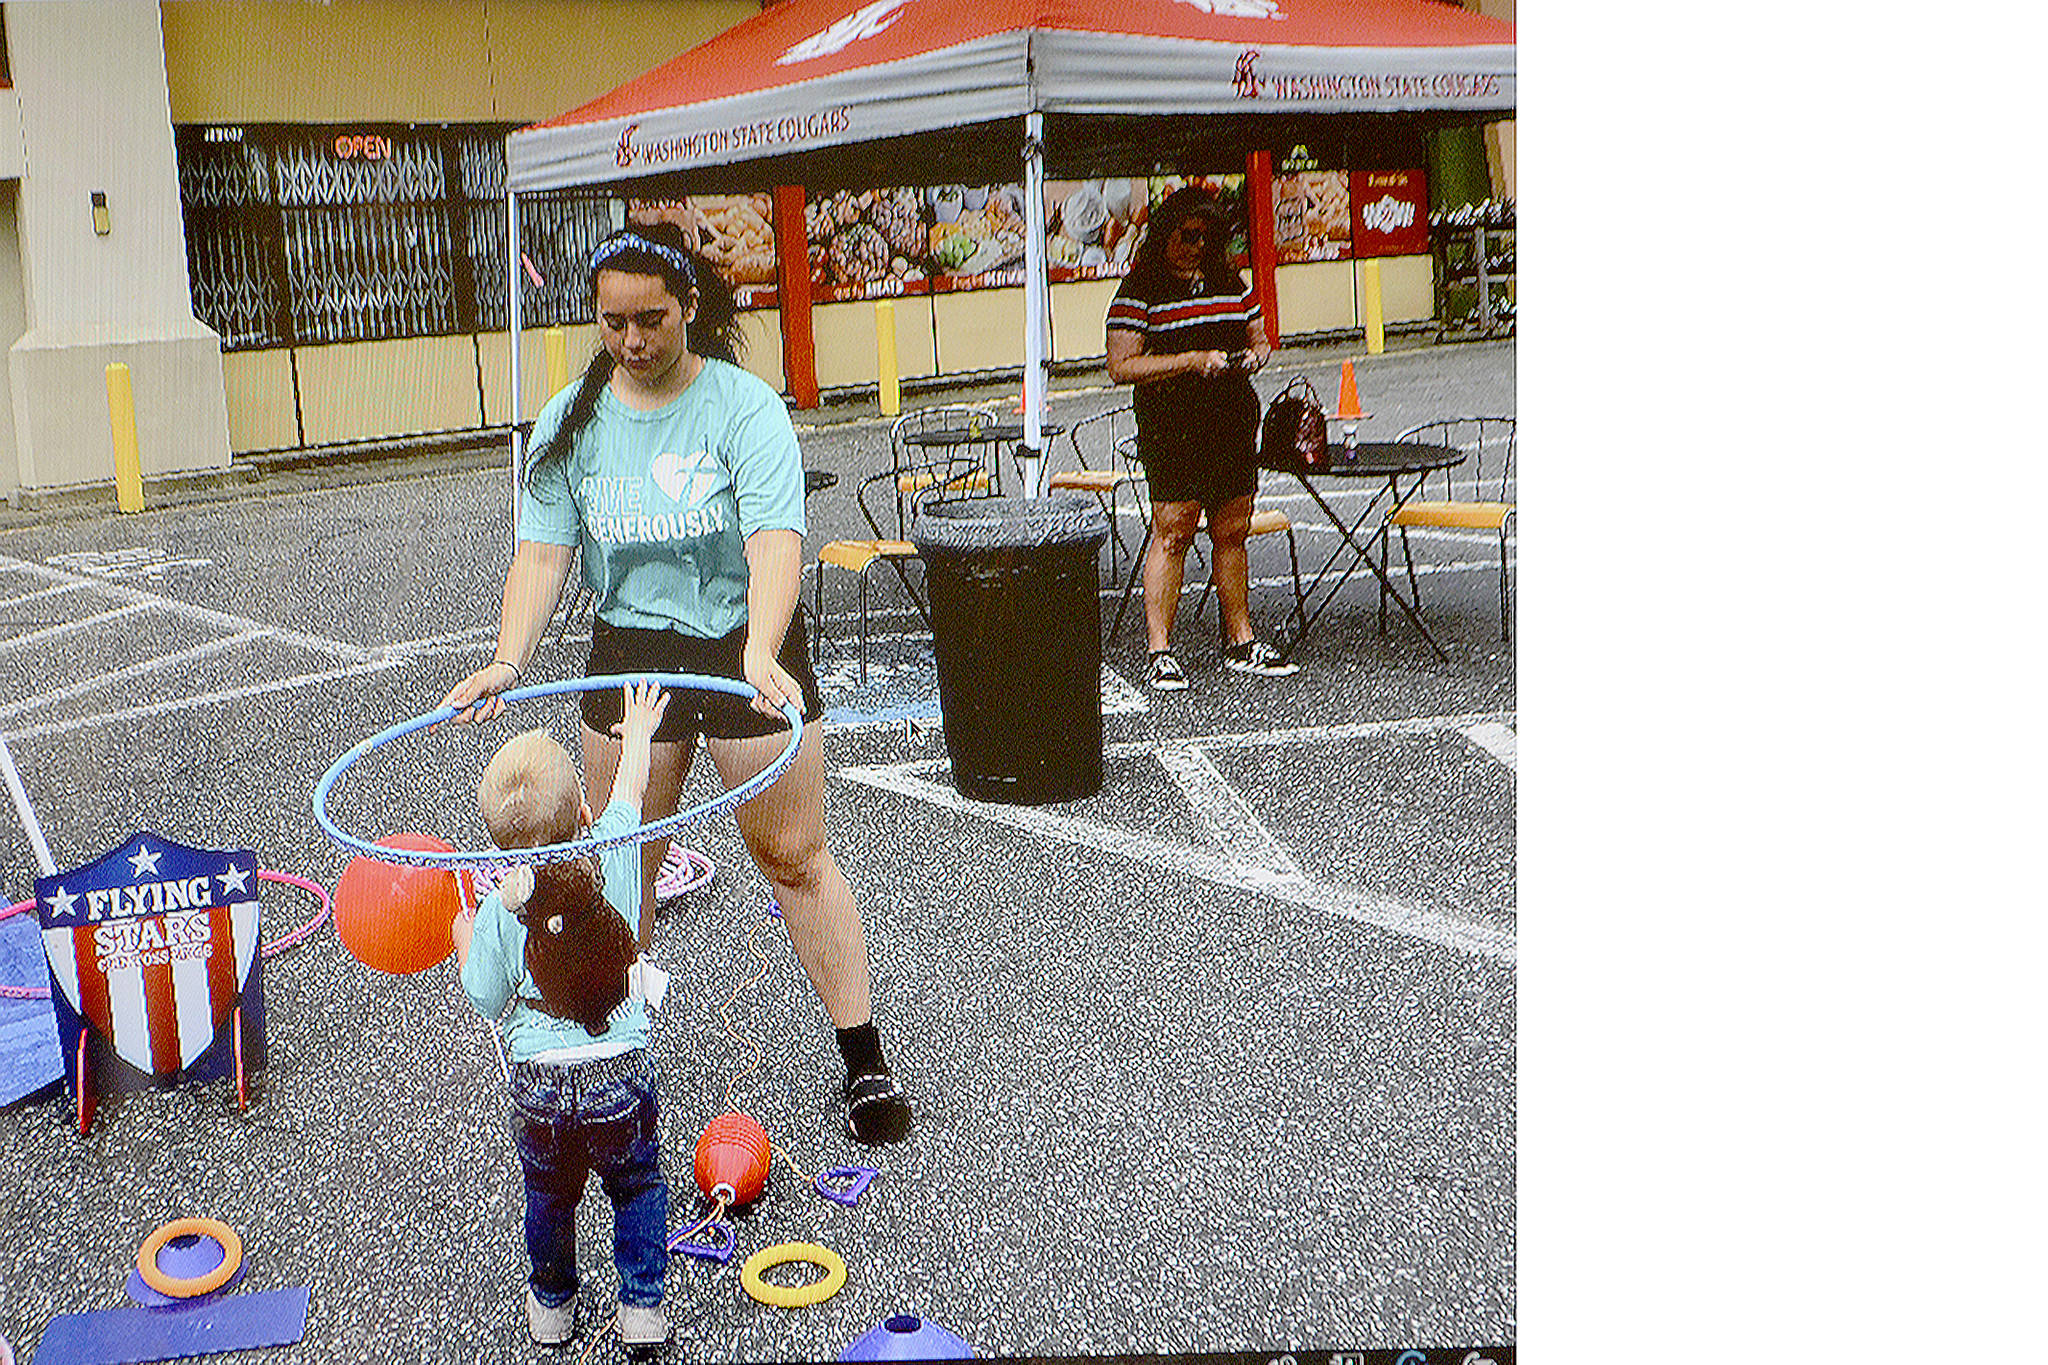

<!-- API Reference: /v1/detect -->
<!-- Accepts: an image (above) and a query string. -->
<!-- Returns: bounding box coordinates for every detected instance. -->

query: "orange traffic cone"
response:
[1336,358,1364,420]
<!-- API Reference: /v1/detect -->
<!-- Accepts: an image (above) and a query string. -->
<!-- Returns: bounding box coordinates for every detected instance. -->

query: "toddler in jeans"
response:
[453,681,672,1350]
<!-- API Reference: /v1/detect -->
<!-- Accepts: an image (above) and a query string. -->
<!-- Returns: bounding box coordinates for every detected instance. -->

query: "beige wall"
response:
[0,184,23,497]
[0,89,23,179]
[933,287,1025,378]
[160,0,755,124]
[812,296,936,390]
[6,0,229,490]
[220,348,298,453]
[293,334,484,446]
[1050,279,1119,362]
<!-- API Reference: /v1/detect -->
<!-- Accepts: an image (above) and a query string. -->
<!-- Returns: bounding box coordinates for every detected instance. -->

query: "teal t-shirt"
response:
[459,798,649,1064]
[521,359,806,638]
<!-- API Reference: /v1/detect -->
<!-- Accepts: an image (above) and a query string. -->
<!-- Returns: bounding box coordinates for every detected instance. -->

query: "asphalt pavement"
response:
[0,335,1514,1363]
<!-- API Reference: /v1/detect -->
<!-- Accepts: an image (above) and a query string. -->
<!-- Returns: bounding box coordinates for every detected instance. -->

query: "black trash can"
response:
[912,494,1111,804]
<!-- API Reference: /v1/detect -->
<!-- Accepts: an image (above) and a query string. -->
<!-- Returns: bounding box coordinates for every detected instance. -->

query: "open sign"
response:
[332,133,392,160]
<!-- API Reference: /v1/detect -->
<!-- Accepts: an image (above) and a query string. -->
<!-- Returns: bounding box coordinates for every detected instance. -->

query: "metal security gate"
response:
[176,124,612,352]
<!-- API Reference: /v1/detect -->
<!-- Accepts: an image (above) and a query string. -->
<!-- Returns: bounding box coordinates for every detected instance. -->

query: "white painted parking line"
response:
[841,756,1513,964]
[0,631,263,722]
[839,710,1517,965]
[0,659,407,743]
[1459,721,1517,772]
[0,602,151,654]
[1155,743,1302,881]
[0,580,93,610]
[0,552,372,663]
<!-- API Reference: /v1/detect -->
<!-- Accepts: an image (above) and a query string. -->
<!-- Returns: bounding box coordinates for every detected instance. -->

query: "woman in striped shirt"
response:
[1106,185,1298,690]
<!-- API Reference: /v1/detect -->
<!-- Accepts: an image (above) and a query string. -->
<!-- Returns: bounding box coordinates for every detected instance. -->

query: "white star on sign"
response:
[128,844,163,877]
[217,863,251,897]
[45,885,78,920]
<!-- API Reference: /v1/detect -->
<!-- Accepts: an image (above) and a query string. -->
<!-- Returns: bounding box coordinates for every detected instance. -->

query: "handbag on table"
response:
[1259,376,1328,471]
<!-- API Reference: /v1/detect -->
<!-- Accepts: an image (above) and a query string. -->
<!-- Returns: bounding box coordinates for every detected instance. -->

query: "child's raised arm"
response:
[609,681,670,815]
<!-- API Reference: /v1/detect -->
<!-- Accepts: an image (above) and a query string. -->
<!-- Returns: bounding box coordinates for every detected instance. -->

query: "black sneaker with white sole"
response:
[1146,650,1190,691]
[1222,639,1300,677]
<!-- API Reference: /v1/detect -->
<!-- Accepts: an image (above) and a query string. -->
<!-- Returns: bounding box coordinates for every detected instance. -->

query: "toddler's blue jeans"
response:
[509,1049,669,1308]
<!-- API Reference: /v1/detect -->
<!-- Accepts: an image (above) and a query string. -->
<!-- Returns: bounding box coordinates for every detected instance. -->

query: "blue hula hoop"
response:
[312,673,805,872]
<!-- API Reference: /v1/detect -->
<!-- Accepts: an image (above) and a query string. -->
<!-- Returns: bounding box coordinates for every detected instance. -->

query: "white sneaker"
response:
[1146,650,1190,691]
[618,1302,669,1348]
[1222,640,1300,677]
[526,1288,576,1345]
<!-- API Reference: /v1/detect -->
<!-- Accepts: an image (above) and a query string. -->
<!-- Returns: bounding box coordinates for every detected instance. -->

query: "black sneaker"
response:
[1222,639,1300,677]
[844,1071,912,1145]
[1146,649,1190,691]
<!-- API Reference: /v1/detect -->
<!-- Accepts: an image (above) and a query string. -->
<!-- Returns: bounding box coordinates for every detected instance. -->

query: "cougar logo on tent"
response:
[778,0,911,66]
[38,834,261,1079]
[1234,50,1263,98]
[651,448,723,507]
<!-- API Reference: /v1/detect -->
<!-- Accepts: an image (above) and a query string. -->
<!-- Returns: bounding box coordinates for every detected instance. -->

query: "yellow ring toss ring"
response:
[740,1241,847,1308]
[136,1217,244,1298]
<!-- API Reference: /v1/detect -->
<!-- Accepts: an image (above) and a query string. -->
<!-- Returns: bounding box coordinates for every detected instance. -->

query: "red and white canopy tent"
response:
[504,0,1514,494]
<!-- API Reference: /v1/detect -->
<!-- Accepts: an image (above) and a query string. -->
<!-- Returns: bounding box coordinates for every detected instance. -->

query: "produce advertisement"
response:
[1273,170,1352,264]
[1043,178,1148,282]
[924,184,1029,289]
[805,184,1029,302]
[625,194,779,308]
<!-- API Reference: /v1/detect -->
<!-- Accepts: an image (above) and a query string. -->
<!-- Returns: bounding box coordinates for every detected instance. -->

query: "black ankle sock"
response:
[835,1021,887,1078]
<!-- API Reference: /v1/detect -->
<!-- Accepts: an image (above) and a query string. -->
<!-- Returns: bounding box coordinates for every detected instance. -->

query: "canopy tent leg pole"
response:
[506,190,526,556]
[1020,109,1048,500]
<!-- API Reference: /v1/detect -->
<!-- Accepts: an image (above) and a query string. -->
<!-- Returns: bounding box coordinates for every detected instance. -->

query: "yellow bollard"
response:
[105,363,144,513]
[874,299,900,418]
[544,326,569,398]
[1362,259,1386,356]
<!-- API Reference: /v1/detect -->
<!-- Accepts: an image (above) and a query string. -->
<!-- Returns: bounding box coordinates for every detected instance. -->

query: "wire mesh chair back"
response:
[1060,405,1135,481]
[1395,416,1516,506]
[889,404,1004,533]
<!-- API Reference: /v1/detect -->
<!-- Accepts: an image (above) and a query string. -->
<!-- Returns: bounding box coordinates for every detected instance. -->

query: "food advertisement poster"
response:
[1274,170,1352,263]
[1044,178,1148,282]
[805,184,1029,302]
[626,195,779,308]
[1349,168,1430,259]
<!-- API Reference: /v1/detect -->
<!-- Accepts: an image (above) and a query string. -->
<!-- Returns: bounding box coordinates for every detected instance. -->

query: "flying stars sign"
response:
[37,833,267,1097]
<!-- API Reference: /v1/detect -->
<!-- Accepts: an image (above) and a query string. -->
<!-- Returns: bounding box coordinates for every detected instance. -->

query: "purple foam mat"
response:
[34,1286,309,1365]
[123,1233,249,1308]
[0,912,62,1107]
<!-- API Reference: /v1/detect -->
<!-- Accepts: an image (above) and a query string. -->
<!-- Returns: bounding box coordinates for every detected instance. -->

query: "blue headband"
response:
[589,231,698,287]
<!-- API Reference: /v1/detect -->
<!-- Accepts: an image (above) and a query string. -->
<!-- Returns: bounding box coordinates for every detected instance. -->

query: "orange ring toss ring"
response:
[136,1218,243,1298]
[740,1241,846,1308]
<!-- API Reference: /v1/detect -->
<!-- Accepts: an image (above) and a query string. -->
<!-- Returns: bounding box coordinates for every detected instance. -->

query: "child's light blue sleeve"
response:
[594,798,644,936]
[459,892,522,1019]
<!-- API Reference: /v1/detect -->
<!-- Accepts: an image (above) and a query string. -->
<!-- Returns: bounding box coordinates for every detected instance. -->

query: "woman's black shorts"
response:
[581,614,822,744]
[1134,376,1262,511]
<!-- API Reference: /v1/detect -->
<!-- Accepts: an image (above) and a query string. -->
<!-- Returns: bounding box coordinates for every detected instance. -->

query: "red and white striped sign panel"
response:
[36,834,261,1081]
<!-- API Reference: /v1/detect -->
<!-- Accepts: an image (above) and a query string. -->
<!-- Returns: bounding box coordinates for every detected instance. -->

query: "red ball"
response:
[694,1110,771,1206]
[334,833,461,975]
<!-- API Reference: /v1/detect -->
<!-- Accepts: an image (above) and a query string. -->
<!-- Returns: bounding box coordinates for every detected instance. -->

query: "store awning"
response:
[506,0,1515,194]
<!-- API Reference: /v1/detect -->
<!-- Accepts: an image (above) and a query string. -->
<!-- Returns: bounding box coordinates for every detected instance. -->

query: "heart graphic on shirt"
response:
[650,449,720,507]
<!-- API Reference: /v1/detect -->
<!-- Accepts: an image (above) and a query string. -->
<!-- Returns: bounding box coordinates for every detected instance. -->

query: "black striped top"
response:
[1106,271,1260,356]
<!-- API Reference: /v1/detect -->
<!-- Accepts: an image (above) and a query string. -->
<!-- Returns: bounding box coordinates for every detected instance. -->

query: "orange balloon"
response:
[334,833,460,975]
[695,1111,771,1207]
